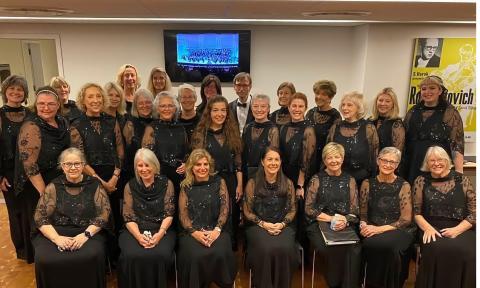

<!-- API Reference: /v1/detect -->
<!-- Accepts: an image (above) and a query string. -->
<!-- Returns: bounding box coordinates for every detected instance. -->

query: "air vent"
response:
[302,11,371,17]
[0,7,74,16]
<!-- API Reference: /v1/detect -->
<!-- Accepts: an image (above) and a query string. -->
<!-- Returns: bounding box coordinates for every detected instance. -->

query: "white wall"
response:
[1,22,475,154]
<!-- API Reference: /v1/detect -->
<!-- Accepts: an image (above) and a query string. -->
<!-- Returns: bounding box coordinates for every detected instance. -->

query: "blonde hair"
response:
[420,146,453,172]
[49,76,70,90]
[340,91,366,119]
[177,83,197,102]
[104,81,126,115]
[378,147,401,162]
[147,67,172,96]
[134,148,161,182]
[116,64,141,90]
[371,87,400,120]
[76,83,107,112]
[180,148,216,189]
[58,147,86,169]
[322,142,345,161]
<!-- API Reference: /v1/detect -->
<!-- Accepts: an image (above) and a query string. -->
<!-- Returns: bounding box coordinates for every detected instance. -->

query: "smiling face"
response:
[427,154,449,178]
[251,98,269,122]
[61,153,85,183]
[278,87,293,107]
[193,157,210,181]
[341,99,359,121]
[261,150,281,176]
[123,67,138,90]
[420,83,442,106]
[376,94,394,116]
[84,86,104,115]
[36,93,60,122]
[136,159,155,183]
[210,101,227,128]
[179,89,196,112]
[233,78,251,101]
[5,85,25,106]
[107,88,121,109]
[157,96,176,121]
[324,152,344,175]
[288,98,306,122]
[377,153,400,177]
[152,71,166,92]
[136,95,153,118]
[315,90,331,110]
[204,81,218,100]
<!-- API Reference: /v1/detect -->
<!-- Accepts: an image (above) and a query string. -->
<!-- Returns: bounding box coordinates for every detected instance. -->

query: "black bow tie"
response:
[237,102,247,108]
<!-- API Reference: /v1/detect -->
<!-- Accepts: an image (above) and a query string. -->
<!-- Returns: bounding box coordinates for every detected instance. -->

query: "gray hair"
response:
[154,90,180,118]
[420,146,454,172]
[58,147,86,168]
[132,88,156,118]
[340,91,366,119]
[177,83,197,101]
[252,93,270,105]
[378,147,402,162]
[134,148,161,182]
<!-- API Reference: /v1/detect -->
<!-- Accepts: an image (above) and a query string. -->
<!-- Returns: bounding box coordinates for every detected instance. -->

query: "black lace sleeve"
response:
[413,176,426,216]
[349,176,359,215]
[305,175,322,220]
[326,122,337,143]
[122,182,137,223]
[34,182,57,227]
[18,121,42,177]
[403,108,413,132]
[114,120,124,169]
[243,179,261,224]
[462,176,476,225]
[164,180,175,217]
[444,106,465,154]
[391,119,406,152]
[216,179,229,229]
[70,125,85,154]
[141,125,155,150]
[179,186,195,233]
[301,126,316,177]
[366,122,379,177]
[268,126,280,150]
[283,179,297,224]
[91,184,111,228]
[389,181,412,228]
[359,179,369,222]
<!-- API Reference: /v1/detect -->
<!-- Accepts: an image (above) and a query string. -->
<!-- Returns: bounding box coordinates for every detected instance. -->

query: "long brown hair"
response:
[191,96,242,154]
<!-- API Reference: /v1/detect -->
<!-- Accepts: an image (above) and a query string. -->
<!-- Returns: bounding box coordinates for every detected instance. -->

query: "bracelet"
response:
[258,221,264,228]
[214,226,222,232]
[281,222,286,229]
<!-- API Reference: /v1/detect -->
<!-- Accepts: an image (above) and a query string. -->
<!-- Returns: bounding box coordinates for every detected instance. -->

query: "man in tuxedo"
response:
[229,72,254,135]
[415,38,441,68]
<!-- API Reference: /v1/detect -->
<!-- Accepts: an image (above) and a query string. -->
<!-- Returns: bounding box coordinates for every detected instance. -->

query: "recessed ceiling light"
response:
[0,7,74,17]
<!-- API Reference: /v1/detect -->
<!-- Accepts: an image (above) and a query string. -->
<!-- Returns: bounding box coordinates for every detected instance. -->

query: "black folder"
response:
[319,221,360,246]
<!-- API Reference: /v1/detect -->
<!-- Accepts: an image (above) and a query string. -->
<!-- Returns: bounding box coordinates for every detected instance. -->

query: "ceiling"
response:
[0,0,475,24]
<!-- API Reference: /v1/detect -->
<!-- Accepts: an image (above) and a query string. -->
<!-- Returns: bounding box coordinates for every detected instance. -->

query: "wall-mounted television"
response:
[164,30,251,83]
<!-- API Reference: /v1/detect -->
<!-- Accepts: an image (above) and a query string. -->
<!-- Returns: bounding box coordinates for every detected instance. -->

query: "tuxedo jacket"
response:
[229,98,254,129]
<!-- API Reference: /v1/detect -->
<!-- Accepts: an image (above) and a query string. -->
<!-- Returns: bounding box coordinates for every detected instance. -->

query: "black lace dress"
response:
[118,175,176,288]
[242,120,279,180]
[61,100,82,124]
[371,116,405,152]
[177,112,200,143]
[243,175,298,288]
[142,119,189,195]
[327,119,379,187]
[33,174,111,288]
[403,101,464,184]
[269,107,291,128]
[413,171,475,288]
[14,114,71,263]
[0,105,30,259]
[305,170,361,288]
[306,107,341,174]
[359,177,414,288]
[177,176,236,288]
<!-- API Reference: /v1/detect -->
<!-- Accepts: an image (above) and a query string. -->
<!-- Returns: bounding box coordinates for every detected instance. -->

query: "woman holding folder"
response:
[305,142,361,288]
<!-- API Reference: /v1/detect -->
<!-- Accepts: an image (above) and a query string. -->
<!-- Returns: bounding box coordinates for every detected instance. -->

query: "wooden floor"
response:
[0,203,416,288]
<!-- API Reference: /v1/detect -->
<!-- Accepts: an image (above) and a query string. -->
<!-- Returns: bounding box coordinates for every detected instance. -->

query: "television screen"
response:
[164,30,251,83]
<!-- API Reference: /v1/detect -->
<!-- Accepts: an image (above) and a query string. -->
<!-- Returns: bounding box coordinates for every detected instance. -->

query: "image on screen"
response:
[176,33,239,67]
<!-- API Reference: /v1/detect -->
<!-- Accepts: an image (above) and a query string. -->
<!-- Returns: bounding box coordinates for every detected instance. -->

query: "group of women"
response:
[0,65,474,288]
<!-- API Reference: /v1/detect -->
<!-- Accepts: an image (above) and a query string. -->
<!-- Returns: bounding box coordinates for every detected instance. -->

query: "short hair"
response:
[134,148,161,182]
[116,64,141,90]
[378,146,402,163]
[104,81,126,115]
[147,67,172,95]
[233,72,252,85]
[276,82,296,95]
[181,148,216,189]
[177,83,197,101]
[340,91,366,119]
[1,75,29,104]
[50,76,69,90]
[31,86,62,114]
[289,92,308,107]
[76,83,107,112]
[371,87,400,120]
[322,142,345,161]
[153,90,179,118]
[420,146,453,172]
[131,88,155,118]
[313,80,337,98]
[252,93,270,105]
[58,147,86,168]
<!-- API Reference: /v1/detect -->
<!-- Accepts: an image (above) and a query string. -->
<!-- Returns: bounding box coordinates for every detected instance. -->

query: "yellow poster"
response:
[408,38,476,142]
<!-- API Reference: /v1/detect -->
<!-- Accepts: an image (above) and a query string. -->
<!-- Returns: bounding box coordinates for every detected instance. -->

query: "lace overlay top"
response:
[371,117,405,152]
[306,107,341,158]
[34,174,111,229]
[242,120,279,170]
[269,107,291,128]
[62,100,82,123]
[177,112,200,143]
[122,116,154,174]
[123,175,175,231]
[179,175,229,234]
[0,105,30,174]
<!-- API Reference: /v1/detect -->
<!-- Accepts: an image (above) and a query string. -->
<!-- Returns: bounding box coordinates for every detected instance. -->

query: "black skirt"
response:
[33,226,107,288]
[306,222,361,288]
[245,225,299,288]
[177,232,237,288]
[117,229,176,288]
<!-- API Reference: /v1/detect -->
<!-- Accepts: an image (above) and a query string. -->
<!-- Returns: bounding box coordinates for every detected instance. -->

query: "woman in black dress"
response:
[413,146,475,288]
[116,64,141,114]
[306,80,341,174]
[0,75,30,260]
[118,148,176,288]
[147,66,172,97]
[191,95,243,249]
[50,76,82,123]
[242,93,279,180]
[269,81,296,127]
[359,147,414,288]
[327,91,379,187]
[305,142,361,288]
[142,91,188,195]
[177,83,200,142]
[369,87,405,152]
[196,74,222,116]
[403,75,464,184]
[243,147,297,288]
[33,147,110,288]
[178,148,237,288]
[15,86,71,263]
[104,81,127,130]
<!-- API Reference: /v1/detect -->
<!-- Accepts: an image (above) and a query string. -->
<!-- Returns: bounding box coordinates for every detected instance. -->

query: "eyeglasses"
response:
[425,46,438,51]
[234,84,250,89]
[62,162,85,169]
[428,159,446,165]
[378,158,399,166]
[36,102,58,109]
[158,104,176,109]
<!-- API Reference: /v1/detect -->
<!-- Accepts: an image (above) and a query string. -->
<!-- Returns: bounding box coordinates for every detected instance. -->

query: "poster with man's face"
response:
[414,38,443,68]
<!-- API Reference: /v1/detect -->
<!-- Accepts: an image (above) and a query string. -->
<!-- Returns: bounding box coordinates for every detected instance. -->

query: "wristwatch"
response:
[84,231,92,239]
[214,227,222,232]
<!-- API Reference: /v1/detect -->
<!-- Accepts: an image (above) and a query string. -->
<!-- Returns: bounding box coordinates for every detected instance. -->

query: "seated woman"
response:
[414,146,475,288]
[359,147,414,288]
[118,148,176,288]
[33,147,111,288]
[177,149,237,288]
[243,147,298,288]
[305,142,361,288]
